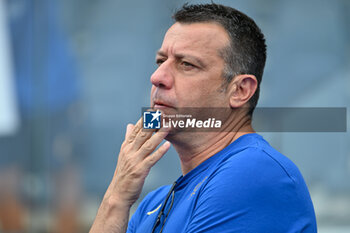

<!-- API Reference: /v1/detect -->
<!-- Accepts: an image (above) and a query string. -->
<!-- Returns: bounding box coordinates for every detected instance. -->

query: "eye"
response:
[181,61,196,70]
[182,61,193,67]
[156,58,165,66]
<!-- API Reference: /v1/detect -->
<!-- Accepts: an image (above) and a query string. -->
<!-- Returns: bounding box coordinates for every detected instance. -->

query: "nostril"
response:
[150,65,172,89]
[150,73,166,88]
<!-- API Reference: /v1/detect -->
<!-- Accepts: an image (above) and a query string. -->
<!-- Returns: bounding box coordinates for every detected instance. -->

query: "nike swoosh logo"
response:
[147,204,162,215]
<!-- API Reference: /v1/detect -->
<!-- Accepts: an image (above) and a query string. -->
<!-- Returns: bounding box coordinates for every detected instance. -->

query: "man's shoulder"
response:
[220,134,303,185]
[198,134,312,204]
[187,135,317,233]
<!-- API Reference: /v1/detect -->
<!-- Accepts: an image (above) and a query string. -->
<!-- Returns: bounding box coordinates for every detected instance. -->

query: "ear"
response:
[228,74,257,108]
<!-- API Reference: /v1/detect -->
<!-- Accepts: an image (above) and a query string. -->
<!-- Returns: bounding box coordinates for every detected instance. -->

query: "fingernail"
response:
[164,141,171,147]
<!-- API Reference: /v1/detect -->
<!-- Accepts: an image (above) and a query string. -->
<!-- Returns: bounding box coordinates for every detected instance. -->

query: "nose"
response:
[150,62,173,89]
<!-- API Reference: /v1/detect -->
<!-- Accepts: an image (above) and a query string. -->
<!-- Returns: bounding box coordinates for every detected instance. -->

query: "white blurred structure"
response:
[0,0,19,136]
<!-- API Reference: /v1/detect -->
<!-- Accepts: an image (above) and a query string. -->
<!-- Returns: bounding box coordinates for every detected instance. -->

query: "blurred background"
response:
[0,0,349,232]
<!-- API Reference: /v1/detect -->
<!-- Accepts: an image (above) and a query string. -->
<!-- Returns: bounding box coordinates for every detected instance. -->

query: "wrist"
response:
[104,195,133,211]
[91,196,131,232]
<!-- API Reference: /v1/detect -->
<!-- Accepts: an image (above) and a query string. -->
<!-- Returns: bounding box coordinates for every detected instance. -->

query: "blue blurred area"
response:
[0,0,349,232]
[7,0,80,115]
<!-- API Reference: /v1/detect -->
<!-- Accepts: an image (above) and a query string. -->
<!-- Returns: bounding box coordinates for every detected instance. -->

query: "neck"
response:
[168,112,255,175]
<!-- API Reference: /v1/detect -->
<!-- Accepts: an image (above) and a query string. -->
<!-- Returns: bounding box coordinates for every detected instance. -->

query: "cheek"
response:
[175,82,209,106]
[192,83,226,106]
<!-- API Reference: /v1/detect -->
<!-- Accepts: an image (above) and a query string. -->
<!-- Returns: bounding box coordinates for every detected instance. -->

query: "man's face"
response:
[150,22,231,113]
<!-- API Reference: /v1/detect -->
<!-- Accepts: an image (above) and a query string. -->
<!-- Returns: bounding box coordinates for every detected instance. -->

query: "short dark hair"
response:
[173,3,267,116]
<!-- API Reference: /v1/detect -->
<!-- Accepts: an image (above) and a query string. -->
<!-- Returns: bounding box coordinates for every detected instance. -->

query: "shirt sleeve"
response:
[185,147,317,233]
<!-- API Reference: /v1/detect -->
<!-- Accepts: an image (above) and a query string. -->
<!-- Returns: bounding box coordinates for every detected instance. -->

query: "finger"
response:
[126,118,143,143]
[125,124,134,139]
[132,127,158,151]
[143,141,171,168]
[138,128,170,157]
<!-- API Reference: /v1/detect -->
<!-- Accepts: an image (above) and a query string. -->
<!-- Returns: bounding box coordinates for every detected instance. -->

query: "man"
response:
[90,3,317,233]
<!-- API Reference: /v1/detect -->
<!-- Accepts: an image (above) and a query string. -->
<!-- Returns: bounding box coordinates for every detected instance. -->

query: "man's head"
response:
[173,3,266,116]
[150,3,266,117]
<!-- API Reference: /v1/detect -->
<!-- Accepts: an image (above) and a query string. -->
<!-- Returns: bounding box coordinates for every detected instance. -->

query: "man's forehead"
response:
[159,22,230,54]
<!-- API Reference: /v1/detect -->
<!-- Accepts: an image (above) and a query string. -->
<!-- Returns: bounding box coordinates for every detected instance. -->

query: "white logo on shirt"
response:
[147,204,162,215]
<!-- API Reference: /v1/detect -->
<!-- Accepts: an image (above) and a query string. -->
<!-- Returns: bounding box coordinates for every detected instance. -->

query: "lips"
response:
[153,100,173,109]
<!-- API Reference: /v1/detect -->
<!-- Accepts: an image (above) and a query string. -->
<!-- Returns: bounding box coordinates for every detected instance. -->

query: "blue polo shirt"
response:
[127,133,317,233]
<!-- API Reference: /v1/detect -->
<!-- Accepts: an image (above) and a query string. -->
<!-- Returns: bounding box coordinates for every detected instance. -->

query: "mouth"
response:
[153,100,173,109]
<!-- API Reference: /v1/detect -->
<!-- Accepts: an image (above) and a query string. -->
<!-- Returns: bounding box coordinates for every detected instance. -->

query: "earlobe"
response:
[229,93,239,108]
[228,82,239,108]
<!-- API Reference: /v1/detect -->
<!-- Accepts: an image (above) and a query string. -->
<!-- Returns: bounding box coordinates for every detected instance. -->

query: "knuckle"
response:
[147,156,156,164]
[130,165,147,179]
[127,135,135,143]
[129,170,141,179]
[145,156,158,167]
[142,141,154,151]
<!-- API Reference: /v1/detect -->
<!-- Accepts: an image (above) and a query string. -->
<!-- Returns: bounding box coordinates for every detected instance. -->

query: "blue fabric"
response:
[7,0,80,115]
[127,133,317,233]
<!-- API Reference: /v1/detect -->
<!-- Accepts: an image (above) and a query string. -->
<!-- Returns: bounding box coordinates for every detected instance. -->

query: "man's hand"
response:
[90,117,171,233]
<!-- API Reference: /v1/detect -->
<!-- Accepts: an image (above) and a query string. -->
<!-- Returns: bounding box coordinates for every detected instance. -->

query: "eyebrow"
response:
[156,50,206,68]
